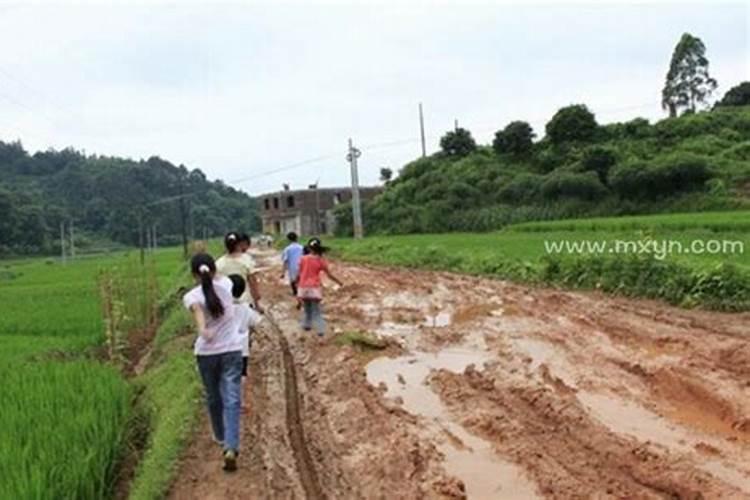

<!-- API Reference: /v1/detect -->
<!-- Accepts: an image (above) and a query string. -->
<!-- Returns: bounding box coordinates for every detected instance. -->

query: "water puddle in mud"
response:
[579,392,750,494]
[367,348,540,499]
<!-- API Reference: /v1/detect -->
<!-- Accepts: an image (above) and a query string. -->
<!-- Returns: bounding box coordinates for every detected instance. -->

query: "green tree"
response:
[545,105,598,144]
[440,127,477,158]
[715,82,750,108]
[493,121,535,156]
[662,33,718,117]
[379,167,393,183]
[580,146,617,186]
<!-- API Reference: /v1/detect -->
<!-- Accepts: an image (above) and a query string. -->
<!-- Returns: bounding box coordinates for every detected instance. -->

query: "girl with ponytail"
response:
[216,231,263,313]
[183,253,244,471]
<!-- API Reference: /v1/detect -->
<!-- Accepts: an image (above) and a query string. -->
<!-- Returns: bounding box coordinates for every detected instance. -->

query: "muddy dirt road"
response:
[169,250,750,499]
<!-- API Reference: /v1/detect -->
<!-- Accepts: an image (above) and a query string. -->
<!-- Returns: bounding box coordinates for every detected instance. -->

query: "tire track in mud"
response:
[264,310,325,500]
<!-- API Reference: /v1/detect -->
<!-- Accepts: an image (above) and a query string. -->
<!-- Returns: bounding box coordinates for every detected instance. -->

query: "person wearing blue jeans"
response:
[183,253,245,471]
[301,300,326,335]
[196,351,243,452]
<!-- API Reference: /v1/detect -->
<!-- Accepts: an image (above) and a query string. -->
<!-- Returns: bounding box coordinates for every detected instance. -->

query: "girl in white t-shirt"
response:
[183,253,243,472]
[216,232,264,313]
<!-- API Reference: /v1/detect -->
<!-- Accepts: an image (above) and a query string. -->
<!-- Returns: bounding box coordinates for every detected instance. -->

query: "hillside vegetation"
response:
[0,145,260,256]
[340,104,750,235]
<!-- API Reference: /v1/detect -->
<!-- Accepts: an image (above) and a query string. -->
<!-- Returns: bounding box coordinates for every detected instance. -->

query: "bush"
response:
[545,104,599,144]
[541,172,608,201]
[499,173,544,203]
[580,146,617,185]
[610,153,714,200]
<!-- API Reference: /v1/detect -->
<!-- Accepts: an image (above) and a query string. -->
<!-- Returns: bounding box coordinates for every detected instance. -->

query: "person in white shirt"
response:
[216,231,263,313]
[183,253,243,472]
[227,274,262,379]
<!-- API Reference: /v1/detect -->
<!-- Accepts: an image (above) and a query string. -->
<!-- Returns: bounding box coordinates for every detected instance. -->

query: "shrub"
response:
[541,172,608,201]
[580,146,617,185]
[545,104,599,144]
[499,173,544,203]
[610,153,714,200]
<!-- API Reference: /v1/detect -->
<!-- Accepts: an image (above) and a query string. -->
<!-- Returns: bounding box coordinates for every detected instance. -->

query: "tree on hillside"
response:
[580,146,616,186]
[440,127,477,158]
[545,104,598,144]
[379,167,393,183]
[715,82,750,108]
[493,121,535,156]
[662,33,718,117]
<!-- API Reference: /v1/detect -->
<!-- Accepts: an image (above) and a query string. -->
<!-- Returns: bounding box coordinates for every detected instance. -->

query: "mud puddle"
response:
[367,348,540,498]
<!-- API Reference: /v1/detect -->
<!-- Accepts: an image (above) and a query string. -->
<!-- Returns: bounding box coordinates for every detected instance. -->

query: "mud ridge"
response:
[265,311,325,500]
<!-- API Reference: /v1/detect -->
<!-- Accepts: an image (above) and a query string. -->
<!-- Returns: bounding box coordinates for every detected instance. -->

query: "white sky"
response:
[0,1,747,195]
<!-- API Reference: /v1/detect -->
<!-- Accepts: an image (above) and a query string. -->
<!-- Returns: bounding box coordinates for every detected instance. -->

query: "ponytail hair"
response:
[224,232,241,253]
[190,253,224,319]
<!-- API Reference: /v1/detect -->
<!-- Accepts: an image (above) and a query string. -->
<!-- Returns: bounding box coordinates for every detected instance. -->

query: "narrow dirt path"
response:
[168,251,750,499]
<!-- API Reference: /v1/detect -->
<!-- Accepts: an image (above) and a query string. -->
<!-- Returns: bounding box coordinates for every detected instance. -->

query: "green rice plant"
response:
[0,361,131,499]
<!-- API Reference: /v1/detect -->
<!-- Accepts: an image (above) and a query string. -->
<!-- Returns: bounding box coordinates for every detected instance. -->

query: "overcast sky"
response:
[0,1,746,195]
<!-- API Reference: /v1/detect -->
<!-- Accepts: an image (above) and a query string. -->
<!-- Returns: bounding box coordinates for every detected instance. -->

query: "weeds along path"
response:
[169,250,750,499]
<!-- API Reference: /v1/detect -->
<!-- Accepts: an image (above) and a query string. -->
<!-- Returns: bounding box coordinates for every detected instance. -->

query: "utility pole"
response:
[178,177,188,259]
[454,119,459,132]
[69,221,76,260]
[138,212,145,264]
[419,102,426,158]
[347,138,364,239]
[152,224,157,251]
[60,221,67,264]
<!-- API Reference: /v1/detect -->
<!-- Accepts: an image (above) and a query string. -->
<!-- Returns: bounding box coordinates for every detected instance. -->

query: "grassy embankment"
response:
[332,210,750,311]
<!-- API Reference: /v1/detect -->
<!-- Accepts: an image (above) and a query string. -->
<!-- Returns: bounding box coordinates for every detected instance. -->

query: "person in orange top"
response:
[296,238,343,336]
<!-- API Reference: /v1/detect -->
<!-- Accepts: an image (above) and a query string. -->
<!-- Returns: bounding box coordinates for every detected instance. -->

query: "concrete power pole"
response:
[347,138,364,239]
[419,102,426,158]
[69,221,76,260]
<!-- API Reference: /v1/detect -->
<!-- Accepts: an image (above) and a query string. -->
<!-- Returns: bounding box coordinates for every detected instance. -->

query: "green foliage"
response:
[662,33,718,117]
[545,104,598,144]
[579,146,617,185]
[334,331,387,351]
[716,82,750,108]
[493,121,535,156]
[128,351,201,500]
[331,210,750,311]
[541,172,607,201]
[336,106,750,235]
[499,173,544,203]
[610,153,714,200]
[0,361,131,499]
[439,127,477,158]
[0,145,260,256]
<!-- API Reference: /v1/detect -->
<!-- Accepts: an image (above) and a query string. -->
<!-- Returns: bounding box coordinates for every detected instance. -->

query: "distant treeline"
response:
[0,145,260,256]
[336,92,750,235]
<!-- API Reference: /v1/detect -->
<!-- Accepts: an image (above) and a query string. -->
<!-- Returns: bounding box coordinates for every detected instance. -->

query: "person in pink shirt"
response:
[296,238,343,336]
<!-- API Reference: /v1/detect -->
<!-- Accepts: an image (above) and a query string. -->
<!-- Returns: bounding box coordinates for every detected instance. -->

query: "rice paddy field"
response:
[332,210,750,310]
[0,247,187,499]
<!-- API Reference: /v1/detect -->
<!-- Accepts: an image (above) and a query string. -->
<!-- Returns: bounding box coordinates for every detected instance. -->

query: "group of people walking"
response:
[182,231,341,471]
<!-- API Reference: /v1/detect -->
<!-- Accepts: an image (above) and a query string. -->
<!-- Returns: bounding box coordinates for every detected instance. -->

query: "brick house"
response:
[259,186,383,236]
